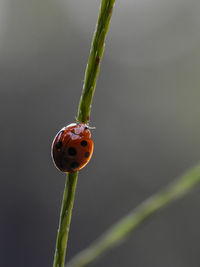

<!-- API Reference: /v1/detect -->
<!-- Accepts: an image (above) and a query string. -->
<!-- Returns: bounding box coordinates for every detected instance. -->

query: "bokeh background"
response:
[1,0,200,266]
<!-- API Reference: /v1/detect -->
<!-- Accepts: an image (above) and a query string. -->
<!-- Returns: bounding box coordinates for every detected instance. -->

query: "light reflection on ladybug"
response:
[51,123,94,173]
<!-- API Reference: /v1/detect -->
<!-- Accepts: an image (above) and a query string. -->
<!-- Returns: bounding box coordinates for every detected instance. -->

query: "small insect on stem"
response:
[51,123,94,173]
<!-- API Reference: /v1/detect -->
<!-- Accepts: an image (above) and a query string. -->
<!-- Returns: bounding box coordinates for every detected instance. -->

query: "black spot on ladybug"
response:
[68,147,77,156]
[56,141,62,149]
[85,152,90,158]
[81,140,87,147]
[71,162,80,169]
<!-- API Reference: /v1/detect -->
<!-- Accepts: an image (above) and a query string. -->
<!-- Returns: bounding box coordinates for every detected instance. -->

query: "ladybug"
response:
[51,123,94,173]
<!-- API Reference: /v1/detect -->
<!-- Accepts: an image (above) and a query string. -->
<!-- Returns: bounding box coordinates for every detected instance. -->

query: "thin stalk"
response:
[77,0,115,123]
[66,164,200,267]
[53,172,78,267]
[53,1,116,267]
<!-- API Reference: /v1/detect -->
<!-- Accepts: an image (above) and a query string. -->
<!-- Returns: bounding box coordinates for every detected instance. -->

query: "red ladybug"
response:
[51,123,94,173]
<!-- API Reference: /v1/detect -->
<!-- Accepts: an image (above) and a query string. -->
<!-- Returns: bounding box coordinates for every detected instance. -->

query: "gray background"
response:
[1,0,200,266]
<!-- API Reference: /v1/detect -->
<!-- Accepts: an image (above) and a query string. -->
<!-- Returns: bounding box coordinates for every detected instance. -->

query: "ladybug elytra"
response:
[51,123,94,173]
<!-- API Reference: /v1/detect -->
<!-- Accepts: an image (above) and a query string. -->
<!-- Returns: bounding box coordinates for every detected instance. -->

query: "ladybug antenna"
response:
[74,116,80,124]
[88,126,96,130]
[74,116,81,124]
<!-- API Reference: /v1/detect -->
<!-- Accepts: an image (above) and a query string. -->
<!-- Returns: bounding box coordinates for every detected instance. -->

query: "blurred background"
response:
[1,0,200,266]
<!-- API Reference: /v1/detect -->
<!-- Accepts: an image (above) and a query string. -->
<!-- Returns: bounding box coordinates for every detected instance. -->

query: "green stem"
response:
[66,164,200,267]
[53,1,116,267]
[77,0,115,123]
[53,172,78,267]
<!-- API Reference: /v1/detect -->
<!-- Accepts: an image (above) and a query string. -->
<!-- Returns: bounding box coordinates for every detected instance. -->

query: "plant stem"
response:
[77,0,115,123]
[53,172,78,267]
[53,1,115,267]
[66,164,200,267]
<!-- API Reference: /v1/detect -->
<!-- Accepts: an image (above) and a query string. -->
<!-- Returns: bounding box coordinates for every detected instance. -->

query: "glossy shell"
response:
[51,123,94,173]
